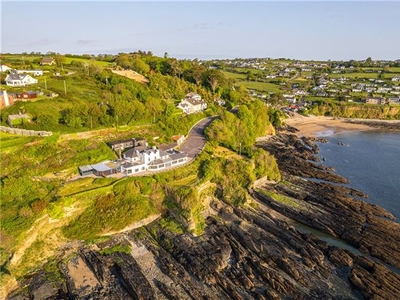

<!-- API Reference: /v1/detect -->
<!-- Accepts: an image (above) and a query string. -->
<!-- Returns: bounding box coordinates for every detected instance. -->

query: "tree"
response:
[202,69,224,93]
[131,58,150,75]
[146,97,164,122]
[183,64,206,85]
[365,57,373,67]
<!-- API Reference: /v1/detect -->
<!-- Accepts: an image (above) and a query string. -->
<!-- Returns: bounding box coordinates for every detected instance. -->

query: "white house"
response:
[177,92,207,114]
[121,146,188,175]
[392,77,400,82]
[0,65,12,72]
[14,69,43,76]
[5,74,38,86]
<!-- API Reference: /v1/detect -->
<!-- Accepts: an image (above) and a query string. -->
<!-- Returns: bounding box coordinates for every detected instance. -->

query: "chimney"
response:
[3,90,10,107]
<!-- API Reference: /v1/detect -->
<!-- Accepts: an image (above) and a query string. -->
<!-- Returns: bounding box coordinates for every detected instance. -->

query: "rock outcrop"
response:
[7,132,400,299]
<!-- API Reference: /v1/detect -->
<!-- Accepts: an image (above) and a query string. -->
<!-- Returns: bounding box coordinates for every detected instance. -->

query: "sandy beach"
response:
[284,114,375,137]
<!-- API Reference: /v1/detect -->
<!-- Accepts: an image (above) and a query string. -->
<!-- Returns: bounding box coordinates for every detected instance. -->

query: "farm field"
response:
[329,72,400,80]
[63,57,113,67]
[221,70,247,80]
[236,81,283,93]
[329,72,379,79]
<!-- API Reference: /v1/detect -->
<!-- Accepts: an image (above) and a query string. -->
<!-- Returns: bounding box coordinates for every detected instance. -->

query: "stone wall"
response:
[0,125,52,136]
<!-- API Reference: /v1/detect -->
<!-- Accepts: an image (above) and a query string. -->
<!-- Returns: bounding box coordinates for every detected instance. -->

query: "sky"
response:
[1,1,400,61]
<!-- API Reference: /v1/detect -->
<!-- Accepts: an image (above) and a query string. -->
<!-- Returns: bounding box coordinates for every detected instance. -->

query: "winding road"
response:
[179,116,216,159]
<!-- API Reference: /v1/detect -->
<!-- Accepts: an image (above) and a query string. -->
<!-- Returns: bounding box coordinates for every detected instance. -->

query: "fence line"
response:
[0,126,52,137]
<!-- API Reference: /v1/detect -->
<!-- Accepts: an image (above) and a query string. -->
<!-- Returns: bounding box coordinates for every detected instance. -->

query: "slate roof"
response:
[6,74,29,81]
[123,148,139,158]
[78,165,93,172]
[158,143,177,151]
[186,98,206,106]
[169,152,188,160]
[41,57,55,64]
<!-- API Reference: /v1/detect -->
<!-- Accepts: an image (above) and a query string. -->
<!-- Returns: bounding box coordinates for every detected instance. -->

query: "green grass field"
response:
[63,57,113,67]
[0,54,112,68]
[0,54,40,62]
[329,72,379,79]
[236,81,283,93]
[0,132,39,154]
[389,67,400,73]
[221,70,247,80]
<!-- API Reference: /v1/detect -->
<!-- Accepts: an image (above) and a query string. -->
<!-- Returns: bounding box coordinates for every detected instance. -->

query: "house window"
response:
[135,168,139,172]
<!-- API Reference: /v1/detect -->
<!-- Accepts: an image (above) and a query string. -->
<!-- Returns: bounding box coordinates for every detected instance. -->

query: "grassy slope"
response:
[238,81,283,93]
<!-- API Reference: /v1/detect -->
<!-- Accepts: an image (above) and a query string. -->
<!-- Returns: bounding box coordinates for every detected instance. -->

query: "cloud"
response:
[76,39,101,46]
[192,22,213,30]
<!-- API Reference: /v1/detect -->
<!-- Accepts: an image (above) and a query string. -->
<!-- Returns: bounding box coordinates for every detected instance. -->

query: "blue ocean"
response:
[317,130,400,222]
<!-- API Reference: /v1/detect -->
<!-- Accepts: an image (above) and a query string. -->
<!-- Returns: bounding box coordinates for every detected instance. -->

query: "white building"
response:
[5,74,38,86]
[177,92,207,114]
[14,69,43,76]
[121,147,188,175]
[0,65,12,72]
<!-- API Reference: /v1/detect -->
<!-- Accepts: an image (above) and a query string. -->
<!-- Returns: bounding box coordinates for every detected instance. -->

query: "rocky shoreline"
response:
[344,119,400,131]
[7,132,400,300]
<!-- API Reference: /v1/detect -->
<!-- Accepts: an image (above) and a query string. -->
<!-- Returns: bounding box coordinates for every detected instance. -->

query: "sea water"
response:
[317,130,400,222]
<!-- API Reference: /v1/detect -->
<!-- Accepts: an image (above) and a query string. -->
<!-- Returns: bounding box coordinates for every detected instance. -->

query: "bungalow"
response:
[13,91,37,100]
[177,92,207,114]
[391,77,400,82]
[365,97,386,105]
[40,57,56,65]
[5,74,38,86]
[14,69,43,76]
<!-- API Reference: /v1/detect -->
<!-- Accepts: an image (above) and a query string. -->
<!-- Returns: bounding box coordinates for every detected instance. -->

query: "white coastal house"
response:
[121,147,188,175]
[79,146,188,177]
[177,92,207,114]
[5,74,38,86]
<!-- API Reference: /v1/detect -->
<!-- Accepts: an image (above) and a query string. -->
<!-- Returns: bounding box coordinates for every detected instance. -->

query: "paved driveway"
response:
[179,116,216,159]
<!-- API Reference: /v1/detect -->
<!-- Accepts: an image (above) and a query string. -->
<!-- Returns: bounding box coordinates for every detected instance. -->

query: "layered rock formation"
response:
[7,132,400,299]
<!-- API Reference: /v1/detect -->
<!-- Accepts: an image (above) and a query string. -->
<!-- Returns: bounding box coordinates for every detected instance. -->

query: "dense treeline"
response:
[0,52,249,134]
[205,100,279,155]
